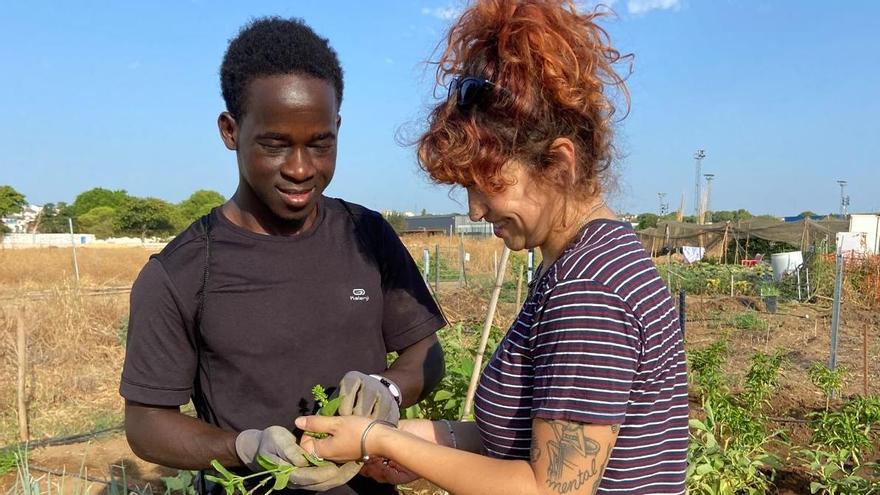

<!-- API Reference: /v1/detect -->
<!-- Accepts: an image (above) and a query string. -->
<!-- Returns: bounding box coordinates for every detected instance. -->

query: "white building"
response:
[849,213,880,255]
[1,204,43,233]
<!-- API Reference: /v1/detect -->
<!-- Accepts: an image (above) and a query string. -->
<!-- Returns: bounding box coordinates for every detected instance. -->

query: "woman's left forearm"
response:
[370,426,538,495]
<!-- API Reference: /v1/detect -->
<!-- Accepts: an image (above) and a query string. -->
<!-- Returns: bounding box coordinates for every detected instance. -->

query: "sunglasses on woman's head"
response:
[448,76,497,109]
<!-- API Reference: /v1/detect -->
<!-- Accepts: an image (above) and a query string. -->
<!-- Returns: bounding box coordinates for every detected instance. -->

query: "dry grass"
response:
[0,247,156,290]
[0,284,128,445]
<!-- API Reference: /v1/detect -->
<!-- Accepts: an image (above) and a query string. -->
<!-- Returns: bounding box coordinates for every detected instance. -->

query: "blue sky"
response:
[2,1,877,216]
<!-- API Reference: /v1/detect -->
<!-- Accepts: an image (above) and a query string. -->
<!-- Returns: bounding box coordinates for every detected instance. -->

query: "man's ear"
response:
[336,114,342,132]
[218,112,238,151]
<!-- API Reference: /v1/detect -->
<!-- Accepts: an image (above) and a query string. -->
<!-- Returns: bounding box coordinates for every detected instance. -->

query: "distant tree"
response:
[0,185,27,217]
[35,202,75,233]
[0,223,9,234]
[636,213,659,230]
[177,190,225,226]
[117,197,179,240]
[420,208,428,216]
[798,210,817,218]
[78,206,119,239]
[71,188,130,217]
[711,209,753,223]
[383,211,407,233]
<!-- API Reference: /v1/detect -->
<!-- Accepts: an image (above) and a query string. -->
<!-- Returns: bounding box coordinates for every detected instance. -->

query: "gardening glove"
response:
[237,426,362,491]
[235,426,310,471]
[290,461,363,492]
[338,371,401,425]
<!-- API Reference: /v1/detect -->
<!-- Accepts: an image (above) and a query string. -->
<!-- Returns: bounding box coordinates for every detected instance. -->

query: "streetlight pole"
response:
[704,174,715,224]
[693,149,706,221]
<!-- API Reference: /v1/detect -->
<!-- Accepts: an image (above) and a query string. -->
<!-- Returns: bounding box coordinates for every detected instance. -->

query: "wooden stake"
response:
[515,264,524,311]
[864,325,869,397]
[16,305,29,442]
[458,235,467,288]
[462,247,511,419]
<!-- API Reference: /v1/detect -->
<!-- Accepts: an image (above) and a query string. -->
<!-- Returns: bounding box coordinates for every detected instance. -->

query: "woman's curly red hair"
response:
[417,0,631,199]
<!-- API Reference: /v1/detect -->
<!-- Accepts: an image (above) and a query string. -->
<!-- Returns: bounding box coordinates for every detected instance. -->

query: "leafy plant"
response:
[688,340,728,396]
[162,470,198,495]
[802,394,880,494]
[730,311,768,331]
[741,351,786,411]
[687,400,780,495]
[810,363,846,411]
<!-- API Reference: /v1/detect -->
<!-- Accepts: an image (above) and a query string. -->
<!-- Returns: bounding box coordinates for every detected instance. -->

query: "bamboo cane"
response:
[462,246,511,419]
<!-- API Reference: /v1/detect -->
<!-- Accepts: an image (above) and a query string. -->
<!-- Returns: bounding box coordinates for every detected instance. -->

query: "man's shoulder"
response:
[324,196,384,225]
[147,213,213,283]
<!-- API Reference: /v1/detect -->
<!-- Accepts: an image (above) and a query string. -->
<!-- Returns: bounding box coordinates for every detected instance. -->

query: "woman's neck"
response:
[538,197,614,270]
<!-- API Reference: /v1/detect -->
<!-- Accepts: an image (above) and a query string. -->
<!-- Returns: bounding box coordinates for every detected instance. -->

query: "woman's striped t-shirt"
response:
[474,219,688,494]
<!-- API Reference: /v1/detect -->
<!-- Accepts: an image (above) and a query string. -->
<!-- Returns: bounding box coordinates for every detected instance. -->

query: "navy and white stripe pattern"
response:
[474,220,687,494]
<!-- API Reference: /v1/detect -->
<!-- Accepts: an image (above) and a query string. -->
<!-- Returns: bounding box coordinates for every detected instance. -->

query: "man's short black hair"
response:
[220,16,344,119]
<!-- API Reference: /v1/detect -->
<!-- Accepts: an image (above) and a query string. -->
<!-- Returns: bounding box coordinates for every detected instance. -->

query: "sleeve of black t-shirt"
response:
[119,258,198,406]
[375,218,446,352]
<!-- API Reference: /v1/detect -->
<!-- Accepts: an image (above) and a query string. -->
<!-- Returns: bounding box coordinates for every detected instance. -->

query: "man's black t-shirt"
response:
[120,196,445,494]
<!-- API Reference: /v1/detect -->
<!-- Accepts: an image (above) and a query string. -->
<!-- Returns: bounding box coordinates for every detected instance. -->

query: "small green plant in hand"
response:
[205,457,295,495]
[208,384,340,494]
[303,384,341,440]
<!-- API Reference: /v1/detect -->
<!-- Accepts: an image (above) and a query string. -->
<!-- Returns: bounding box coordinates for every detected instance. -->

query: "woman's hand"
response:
[295,415,385,463]
[359,457,421,485]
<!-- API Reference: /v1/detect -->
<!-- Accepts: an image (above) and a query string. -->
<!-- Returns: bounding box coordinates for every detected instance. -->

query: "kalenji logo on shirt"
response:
[350,288,369,302]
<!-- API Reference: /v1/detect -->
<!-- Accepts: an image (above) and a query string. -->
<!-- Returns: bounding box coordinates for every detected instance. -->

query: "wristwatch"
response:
[369,374,402,407]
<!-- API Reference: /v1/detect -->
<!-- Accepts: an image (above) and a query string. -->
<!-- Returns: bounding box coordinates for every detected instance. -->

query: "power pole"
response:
[704,174,715,223]
[693,149,706,220]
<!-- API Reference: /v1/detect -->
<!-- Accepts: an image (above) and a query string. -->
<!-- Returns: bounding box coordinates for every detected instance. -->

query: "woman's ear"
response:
[546,137,578,185]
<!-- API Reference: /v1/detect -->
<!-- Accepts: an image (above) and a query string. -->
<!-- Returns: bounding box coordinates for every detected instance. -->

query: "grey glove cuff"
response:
[235,429,262,471]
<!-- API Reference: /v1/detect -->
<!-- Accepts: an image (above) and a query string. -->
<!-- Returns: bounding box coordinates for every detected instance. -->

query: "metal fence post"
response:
[422,248,430,282]
[829,251,844,372]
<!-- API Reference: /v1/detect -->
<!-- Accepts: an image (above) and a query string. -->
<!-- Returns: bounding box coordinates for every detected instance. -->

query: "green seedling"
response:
[303,384,341,440]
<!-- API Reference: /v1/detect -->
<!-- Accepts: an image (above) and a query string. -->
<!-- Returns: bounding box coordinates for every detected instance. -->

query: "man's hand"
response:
[338,371,400,424]
[360,457,421,485]
[235,426,310,471]
[236,426,361,491]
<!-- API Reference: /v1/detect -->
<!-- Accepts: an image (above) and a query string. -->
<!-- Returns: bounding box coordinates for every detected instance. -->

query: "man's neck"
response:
[222,189,318,236]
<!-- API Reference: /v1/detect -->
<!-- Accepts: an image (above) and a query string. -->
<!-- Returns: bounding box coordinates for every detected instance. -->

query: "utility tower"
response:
[658,192,668,216]
[837,180,850,216]
[693,149,706,219]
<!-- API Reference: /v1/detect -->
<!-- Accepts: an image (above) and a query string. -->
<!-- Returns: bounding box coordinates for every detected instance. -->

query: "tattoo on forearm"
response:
[531,445,542,463]
[611,424,620,434]
[543,421,606,494]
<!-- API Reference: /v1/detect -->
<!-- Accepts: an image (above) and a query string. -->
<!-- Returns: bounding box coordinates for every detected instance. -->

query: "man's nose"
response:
[281,148,315,182]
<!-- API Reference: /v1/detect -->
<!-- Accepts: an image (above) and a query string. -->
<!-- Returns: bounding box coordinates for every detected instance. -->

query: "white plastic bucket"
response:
[770,251,804,281]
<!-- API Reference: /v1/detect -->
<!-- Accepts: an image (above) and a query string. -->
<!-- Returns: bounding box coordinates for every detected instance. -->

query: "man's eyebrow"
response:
[311,131,337,141]
[255,132,290,140]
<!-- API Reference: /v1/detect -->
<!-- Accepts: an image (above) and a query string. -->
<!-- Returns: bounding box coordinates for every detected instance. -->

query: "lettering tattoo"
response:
[544,421,603,494]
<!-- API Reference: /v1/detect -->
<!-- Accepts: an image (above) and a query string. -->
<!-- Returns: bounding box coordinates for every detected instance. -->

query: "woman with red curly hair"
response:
[297,1,687,493]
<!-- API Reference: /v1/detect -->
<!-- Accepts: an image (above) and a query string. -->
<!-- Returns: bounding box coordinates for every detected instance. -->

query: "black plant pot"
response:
[764,296,778,314]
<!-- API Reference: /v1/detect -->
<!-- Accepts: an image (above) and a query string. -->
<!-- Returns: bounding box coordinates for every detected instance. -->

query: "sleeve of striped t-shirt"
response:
[530,278,641,425]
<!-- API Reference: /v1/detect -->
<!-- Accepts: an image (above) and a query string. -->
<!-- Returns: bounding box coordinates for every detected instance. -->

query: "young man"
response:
[120,17,446,494]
